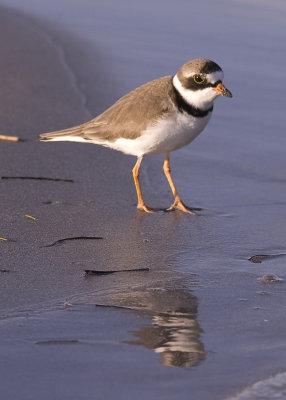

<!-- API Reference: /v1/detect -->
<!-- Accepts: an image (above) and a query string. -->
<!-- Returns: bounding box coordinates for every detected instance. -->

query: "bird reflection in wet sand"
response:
[121,289,205,368]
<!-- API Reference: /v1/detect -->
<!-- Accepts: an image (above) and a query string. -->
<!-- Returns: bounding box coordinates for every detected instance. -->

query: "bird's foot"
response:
[137,203,155,213]
[167,199,195,215]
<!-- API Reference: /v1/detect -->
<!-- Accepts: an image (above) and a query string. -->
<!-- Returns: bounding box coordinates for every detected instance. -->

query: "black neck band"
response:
[172,84,213,118]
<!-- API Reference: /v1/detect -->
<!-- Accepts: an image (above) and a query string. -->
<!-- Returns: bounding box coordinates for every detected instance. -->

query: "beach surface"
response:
[0,2,286,399]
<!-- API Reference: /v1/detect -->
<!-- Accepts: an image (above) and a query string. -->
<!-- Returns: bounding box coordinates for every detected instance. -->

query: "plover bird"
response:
[40,59,232,213]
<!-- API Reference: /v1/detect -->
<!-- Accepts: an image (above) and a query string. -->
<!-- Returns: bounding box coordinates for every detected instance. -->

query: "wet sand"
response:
[0,2,286,399]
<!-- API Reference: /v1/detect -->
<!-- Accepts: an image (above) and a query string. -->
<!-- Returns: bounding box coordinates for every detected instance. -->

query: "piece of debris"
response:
[85,267,150,276]
[0,269,10,273]
[258,274,283,283]
[0,238,16,243]
[249,254,286,263]
[25,214,38,221]
[0,134,19,142]
[43,236,103,247]
[0,176,73,183]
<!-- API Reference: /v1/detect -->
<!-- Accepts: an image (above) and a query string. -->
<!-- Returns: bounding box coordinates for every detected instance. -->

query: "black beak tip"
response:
[223,88,233,98]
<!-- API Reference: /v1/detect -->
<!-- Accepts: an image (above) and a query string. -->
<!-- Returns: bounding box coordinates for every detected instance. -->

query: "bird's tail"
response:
[39,124,84,142]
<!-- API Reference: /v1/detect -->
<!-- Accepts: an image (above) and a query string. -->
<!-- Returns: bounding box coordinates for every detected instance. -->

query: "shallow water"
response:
[226,371,286,400]
[0,1,286,399]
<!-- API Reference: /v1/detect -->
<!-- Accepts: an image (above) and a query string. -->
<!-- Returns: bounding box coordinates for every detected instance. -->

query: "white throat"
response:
[173,74,218,111]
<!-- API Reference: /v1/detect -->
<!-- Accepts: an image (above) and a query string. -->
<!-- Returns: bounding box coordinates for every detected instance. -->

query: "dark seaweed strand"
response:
[171,83,213,118]
[0,176,74,183]
[248,253,286,263]
[85,267,150,275]
[43,236,104,247]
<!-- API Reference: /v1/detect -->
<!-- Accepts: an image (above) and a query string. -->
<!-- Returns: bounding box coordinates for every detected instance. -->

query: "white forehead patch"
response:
[205,70,224,84]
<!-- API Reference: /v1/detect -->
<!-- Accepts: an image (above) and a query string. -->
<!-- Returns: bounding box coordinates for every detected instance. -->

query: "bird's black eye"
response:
[193,74,205,84]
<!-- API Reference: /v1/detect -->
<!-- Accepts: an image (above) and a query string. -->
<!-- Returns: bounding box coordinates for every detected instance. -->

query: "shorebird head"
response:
[173,59,232,111]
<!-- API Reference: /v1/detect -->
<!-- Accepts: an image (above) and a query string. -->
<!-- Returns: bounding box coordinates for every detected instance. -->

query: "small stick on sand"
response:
[25,214,38,221]
[0,134,19,142]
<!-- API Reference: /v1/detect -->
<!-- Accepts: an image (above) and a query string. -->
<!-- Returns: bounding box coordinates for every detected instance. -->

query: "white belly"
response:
[108,110,212,156]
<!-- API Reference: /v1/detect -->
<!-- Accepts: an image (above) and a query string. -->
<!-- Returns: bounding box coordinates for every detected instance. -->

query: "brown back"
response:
[81,75,175,141]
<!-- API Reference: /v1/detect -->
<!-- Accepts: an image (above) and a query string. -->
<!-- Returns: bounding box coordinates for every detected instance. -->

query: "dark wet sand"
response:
[1,3,286,400]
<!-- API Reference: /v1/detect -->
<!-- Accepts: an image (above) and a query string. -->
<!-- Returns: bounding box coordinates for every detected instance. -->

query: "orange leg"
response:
[163,154,195,214]
[132,157,154,213]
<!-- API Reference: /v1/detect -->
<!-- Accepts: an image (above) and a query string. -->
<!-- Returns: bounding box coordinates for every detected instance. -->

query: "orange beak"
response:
[215,82,232,98]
